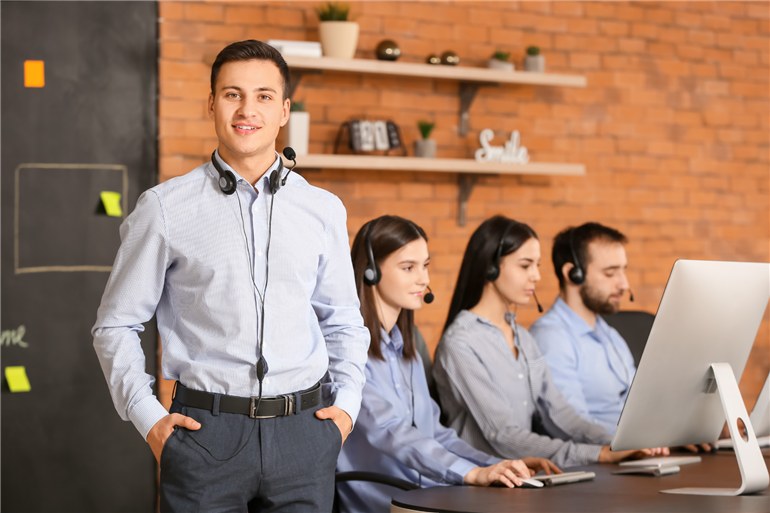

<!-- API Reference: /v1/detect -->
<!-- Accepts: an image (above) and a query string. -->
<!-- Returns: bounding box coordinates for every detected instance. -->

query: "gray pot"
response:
[525,55,545,72]
[414,139,436,158]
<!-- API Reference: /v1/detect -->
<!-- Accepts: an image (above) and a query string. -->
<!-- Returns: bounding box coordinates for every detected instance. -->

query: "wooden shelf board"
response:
[291,154,585,176]
[285,55,587,88]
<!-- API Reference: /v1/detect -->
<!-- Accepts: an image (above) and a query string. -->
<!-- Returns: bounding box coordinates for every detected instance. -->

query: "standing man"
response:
[93,40,369,512]
[530,222,635,435]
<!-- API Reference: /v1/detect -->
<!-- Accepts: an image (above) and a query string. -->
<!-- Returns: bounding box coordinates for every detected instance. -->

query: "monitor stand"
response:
[662,362,769,496]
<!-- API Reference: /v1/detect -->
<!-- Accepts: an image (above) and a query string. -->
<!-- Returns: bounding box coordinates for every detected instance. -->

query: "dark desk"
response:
[391,452,770,513]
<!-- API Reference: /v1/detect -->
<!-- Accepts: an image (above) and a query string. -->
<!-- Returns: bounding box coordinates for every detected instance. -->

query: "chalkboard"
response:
[2,2,158,511]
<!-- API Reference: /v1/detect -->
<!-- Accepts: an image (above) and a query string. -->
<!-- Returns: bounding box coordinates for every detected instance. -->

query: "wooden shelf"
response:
[294,153,585,176]
[282,55,588,225]
[284,56,587,135]
[290,154,585,226]
[285,55,587,88]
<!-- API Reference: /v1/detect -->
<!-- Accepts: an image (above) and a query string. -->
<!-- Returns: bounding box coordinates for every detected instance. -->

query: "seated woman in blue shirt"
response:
[433,216,667,468]
[336,215,559,513]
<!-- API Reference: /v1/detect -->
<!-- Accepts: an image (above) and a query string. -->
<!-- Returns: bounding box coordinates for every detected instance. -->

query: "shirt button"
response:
[518,374,524,379]
[523,400,528,406]
[256,250,264,257]
[395,383,400,388]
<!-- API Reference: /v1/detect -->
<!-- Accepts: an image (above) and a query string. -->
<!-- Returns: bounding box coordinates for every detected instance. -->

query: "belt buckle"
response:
[249,397,277,419]
[283,394,295,416]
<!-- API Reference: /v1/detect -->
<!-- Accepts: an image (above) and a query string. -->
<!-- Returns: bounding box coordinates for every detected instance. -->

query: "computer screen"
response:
[612,260,769,449]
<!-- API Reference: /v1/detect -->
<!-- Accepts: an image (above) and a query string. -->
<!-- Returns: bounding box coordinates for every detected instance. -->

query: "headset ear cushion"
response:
[568,265,585,285]
[363,266,380,286]
[486,264,499,282]
[219,171,237,195]
[269,169,281,194]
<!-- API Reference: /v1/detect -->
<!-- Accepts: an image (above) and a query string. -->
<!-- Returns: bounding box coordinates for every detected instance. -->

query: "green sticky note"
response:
[100,191,123,217]
[5,366,31,393]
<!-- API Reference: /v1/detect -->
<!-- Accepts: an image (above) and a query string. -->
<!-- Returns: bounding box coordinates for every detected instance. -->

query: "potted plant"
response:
[488,50,514,71]
[524,46,545,72]
[317,2,359,59]
[285,101,310,156]
[414,120,436,158]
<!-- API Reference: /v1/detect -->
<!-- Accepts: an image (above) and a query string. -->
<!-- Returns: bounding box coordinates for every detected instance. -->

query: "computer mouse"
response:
[519,478,544,488]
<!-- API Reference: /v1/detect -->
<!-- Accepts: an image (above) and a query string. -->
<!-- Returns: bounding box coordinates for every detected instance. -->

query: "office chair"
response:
[333,472,419,513]
[602,310,655,367]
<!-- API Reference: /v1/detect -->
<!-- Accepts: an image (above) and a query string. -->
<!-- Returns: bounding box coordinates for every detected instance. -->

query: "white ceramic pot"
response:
[487,59,514,71]
[319,21,359,59]
[286,111,309,156]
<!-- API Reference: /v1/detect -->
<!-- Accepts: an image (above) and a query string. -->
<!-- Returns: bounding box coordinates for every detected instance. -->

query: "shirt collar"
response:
[553,297,595,337]
[380,325,404,355]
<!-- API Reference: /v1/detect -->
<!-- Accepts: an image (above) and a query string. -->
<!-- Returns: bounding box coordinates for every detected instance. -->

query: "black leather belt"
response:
[173,382,322,418]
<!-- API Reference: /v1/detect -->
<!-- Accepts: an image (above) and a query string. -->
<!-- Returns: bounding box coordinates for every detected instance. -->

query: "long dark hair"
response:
[443,215,538,332]
[351,215,428,361]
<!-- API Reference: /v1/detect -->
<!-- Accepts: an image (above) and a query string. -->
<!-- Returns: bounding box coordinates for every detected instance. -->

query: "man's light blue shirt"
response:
[530,297,635,434]
[336,325,498,513]
[93,153,369,439]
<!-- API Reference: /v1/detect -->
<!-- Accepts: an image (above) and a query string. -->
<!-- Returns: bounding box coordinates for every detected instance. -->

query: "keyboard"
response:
[532,471,596,486]
[619,455,701,468]
[714,435,770,450]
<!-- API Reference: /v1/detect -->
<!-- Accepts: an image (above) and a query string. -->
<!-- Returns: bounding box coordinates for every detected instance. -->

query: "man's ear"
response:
[207,94,214,118]
[561,262,574,283]
[280,98,290,128]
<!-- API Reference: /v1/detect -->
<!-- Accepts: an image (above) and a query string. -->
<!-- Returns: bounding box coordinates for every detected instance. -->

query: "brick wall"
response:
[157,1,770,405]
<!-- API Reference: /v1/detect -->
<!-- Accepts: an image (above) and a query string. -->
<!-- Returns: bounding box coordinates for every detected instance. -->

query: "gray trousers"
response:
[160,398,342,513]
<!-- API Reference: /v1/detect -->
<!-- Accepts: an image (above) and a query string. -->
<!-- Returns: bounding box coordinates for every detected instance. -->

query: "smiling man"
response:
[93,40,369,512]
[530,223,636,435]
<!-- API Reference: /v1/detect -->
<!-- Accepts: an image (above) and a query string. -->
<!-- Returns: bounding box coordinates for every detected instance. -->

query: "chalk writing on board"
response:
[1,325,28,348]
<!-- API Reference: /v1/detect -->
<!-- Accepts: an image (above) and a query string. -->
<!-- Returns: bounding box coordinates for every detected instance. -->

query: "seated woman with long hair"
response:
[336,215,559,513]
[433,215,665,468]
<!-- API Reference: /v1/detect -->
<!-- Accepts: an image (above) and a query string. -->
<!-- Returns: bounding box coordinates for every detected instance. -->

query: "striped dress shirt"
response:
[433,310,610,468]
[93,153,369,439]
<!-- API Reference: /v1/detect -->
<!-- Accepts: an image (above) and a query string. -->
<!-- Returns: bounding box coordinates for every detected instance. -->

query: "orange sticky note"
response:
[24,60,45,88]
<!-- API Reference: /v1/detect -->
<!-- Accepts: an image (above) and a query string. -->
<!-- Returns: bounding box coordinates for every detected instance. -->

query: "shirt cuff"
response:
[447,458,478,485]
[333,386,362,426]
[128,395,169,441]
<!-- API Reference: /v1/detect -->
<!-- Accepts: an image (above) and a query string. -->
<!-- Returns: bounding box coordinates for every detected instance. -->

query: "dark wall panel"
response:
[2,2,159,511]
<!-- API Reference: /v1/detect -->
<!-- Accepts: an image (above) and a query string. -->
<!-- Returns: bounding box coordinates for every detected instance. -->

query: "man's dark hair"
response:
[552,222,628,290]
[210,39,291,99]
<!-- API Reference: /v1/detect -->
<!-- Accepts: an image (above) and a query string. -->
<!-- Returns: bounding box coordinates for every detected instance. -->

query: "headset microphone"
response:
[423,286,434,304]
[628,289,635,302]
[281,147,297,186]
[532,291,544,313]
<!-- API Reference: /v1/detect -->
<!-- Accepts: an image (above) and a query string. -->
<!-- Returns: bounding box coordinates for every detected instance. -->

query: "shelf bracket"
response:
[457,174,478,226]
[458,82,497,136]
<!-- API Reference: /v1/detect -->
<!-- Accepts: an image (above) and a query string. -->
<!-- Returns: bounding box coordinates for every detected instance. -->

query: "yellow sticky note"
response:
[5,366,31,393]
[100,191,123,217]
[24,60,45,88]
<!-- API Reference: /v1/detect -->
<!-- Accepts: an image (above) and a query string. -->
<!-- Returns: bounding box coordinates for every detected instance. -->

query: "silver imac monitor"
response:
[612,260,770,495]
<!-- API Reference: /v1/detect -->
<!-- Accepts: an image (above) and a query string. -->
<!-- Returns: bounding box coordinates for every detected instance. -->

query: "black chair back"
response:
[602,310,655,367]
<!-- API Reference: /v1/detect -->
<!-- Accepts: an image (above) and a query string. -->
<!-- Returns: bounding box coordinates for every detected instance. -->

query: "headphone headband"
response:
[567,227,585,285]
[486,221,516,282]
[363,220,381,286]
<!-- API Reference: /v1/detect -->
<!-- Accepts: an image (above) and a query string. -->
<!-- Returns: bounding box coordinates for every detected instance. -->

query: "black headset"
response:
[567,228,586,285]
[363,221,381,286]
[210,147,296,195]
[486,221,516,282]
[362,219,434,304]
